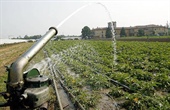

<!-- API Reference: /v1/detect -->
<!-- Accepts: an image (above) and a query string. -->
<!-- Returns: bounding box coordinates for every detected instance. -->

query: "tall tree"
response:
[137,29,145,37]
[106,27,112,38]
[24,35,29,39]
[120,27,126,37]
[81,26,91,39]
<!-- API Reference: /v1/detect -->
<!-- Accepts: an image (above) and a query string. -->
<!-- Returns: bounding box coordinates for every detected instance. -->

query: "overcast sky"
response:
[0,0,170,38]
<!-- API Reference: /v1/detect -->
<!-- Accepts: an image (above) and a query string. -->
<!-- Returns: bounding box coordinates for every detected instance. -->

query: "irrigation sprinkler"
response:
[0,27,58,110]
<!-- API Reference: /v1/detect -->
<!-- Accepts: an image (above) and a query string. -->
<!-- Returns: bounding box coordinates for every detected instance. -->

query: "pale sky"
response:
[0,0,170,38]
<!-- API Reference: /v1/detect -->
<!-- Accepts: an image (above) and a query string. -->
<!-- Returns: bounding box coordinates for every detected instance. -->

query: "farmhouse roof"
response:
[92,27,107,30]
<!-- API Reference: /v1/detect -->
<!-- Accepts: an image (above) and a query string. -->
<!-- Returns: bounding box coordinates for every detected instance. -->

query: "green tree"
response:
[120,27,126,37]
[137,29,145,37]
[81,26,91,39]
[152,31,155,36]
[106,27,112,38]
[24,35,29,39]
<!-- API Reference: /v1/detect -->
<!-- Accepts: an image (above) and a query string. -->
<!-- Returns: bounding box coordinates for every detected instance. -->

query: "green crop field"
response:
[44,40,170,109]
[0,40,170,109]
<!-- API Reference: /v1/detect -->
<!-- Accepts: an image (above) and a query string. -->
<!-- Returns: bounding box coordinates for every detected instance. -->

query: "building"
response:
[92,22,169,38]
[92,27,107,38]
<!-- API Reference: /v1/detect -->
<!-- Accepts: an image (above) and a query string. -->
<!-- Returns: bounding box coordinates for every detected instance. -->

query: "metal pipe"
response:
[9,27,57,88]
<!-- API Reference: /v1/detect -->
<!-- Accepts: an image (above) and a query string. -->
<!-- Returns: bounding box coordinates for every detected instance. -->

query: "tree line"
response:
[13,25,169,40]
[81,26,146,39]
[12,35,42,39]
[81,26,170,39]
[81,26,112,39]
[23,35,42,39]
[120,27,145,37]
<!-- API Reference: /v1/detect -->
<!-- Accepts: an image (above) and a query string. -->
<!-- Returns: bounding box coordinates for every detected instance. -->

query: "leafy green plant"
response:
[40,40,170,109]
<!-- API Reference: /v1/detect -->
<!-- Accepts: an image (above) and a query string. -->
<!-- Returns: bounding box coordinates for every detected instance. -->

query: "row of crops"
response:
[45,40,170,109]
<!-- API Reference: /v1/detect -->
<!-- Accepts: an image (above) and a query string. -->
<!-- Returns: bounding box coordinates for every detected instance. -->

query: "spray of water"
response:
[56,2,117,66]
[57,3,91,28]
[97,3,117,66]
